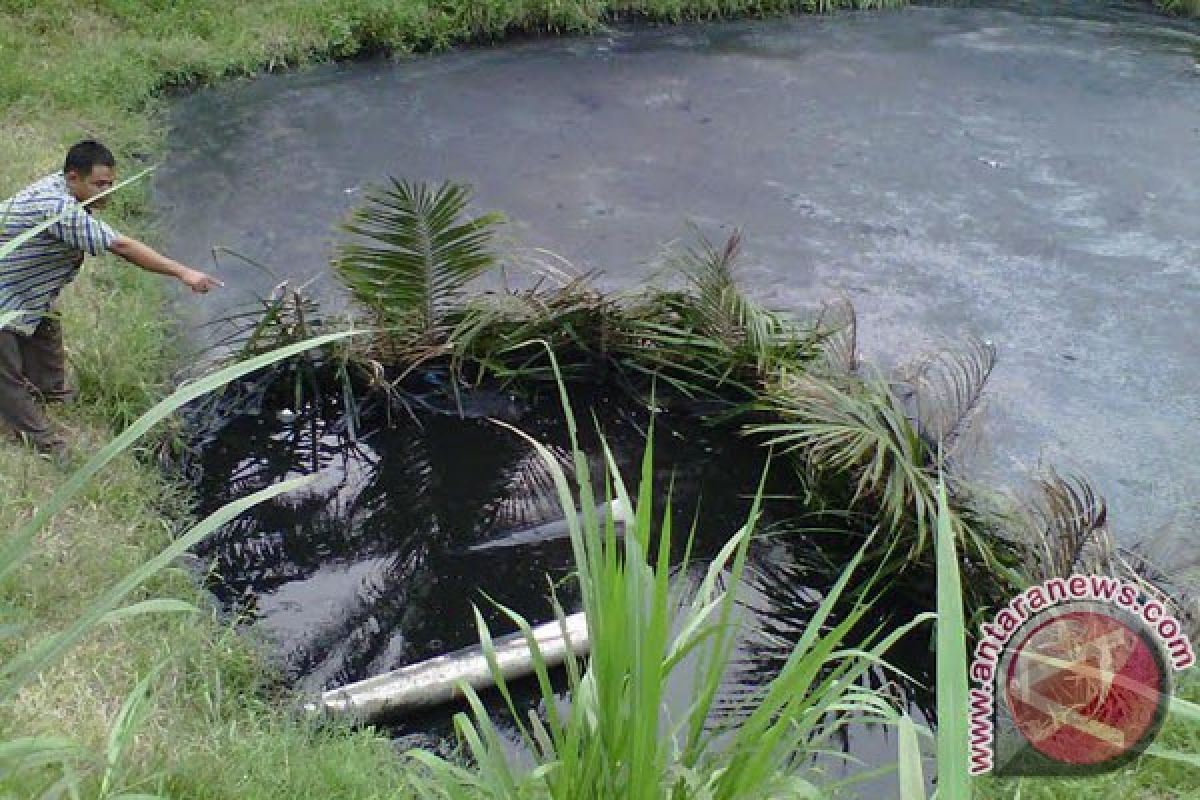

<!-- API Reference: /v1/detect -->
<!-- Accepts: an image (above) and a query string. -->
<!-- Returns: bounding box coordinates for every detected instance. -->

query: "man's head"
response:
[63,140,116,210]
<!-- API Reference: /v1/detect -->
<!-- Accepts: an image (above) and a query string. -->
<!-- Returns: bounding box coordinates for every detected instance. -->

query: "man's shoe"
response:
[22,432,70,466]
[38,385,77,405]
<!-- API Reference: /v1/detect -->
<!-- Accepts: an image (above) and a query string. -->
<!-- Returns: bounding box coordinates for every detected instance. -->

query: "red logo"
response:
[998,604,1171,774]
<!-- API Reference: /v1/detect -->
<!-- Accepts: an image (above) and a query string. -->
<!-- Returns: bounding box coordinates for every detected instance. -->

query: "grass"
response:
[0,315,409,798]
[407,353,945,799]
[1155,0,1200,16]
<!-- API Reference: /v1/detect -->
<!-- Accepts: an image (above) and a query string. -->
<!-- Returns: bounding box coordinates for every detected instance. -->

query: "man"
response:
[0,139,221,456]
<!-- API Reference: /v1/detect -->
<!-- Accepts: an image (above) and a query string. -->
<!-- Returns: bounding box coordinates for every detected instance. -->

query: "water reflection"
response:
[191,385,934,728]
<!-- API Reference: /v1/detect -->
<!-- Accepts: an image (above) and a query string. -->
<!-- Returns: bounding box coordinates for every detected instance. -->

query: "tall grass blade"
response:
[0,737,84,769]
[100,667,161,799]
[1167,693,1200,722]
[99,599,197,624]
[896,713,926,800]
[1143,743,1200,768]
[935,475,972,799]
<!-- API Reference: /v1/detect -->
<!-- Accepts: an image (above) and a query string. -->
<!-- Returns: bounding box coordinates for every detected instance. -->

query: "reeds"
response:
[406,351,940,798]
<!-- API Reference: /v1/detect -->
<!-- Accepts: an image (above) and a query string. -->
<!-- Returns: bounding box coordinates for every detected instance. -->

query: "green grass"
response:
[1154,0,1200,16]
[0,311,406,798]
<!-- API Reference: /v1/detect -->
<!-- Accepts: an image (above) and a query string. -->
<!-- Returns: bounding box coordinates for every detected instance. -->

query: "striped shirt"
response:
[0,173,121,335]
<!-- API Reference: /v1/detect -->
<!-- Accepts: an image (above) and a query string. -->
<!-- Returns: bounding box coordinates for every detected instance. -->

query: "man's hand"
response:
[110,236,225,293]
[179,268,223,293]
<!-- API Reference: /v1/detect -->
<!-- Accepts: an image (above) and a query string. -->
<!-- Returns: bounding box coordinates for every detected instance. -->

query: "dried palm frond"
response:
[897,336,996,458]
[812,297,858,375]
[1011,471,1199,638]
[1117,508,1200,640]
[1013,469,1111,582]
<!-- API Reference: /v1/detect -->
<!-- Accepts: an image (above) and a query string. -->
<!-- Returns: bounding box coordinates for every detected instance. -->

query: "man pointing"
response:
[0,139,221,456]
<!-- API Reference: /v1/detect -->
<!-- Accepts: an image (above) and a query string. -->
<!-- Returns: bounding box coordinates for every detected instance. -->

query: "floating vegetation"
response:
[186,178,1196,673]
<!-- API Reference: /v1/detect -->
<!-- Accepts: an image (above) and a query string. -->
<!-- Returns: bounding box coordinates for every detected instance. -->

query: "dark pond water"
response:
[188,378,936,783]
[157,0,1200,541]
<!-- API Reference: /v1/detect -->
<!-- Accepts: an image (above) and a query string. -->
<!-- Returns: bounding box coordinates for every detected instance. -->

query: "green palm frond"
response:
[447,271,620,384]
[748,370,1001,569]
[669,229,795,370]
[334,180,504,339]
[617,230,819,398]
[750,371,938,557]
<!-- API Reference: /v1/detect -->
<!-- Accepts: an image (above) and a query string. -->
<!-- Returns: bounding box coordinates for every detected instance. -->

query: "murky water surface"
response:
[159,0,1200,539]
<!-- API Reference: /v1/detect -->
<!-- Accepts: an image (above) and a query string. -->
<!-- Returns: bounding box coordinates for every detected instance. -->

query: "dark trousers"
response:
[0,316,70,446]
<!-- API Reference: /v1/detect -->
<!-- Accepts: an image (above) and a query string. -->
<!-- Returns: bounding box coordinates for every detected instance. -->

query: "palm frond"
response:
[1014,469,1110,581]
[1121,512,1200,640]
[749,371,1005,570]
[749,372,938,559]
[1012,471,1199,638]
[610,230,820,400]
[334,179,504,339]
[448,271,619,384]
[666,229,803,372]
[812,297,858,375]
[901,337,996,456]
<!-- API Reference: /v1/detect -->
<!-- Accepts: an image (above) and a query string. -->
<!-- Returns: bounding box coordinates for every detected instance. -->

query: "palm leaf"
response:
[900,337,996,457]
[334,179,504,340]
[662,229,804,375]
[812,297,858,375]
[1121,513,1200,640]
[750,371,938,559]
[1015,469,1110,581]
[1015,472,1199,639]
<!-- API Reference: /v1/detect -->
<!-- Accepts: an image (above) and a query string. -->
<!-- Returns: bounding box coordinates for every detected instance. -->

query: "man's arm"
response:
[109,236,223,292]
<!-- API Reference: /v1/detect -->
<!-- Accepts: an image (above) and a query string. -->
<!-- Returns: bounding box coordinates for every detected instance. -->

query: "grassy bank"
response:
[1156,0,1200,16]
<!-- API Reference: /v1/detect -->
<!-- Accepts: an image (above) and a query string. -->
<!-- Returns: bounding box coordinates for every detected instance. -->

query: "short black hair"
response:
[63,140,116,175]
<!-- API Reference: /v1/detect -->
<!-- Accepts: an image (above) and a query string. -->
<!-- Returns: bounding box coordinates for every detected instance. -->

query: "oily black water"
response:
[187,379,935,768]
